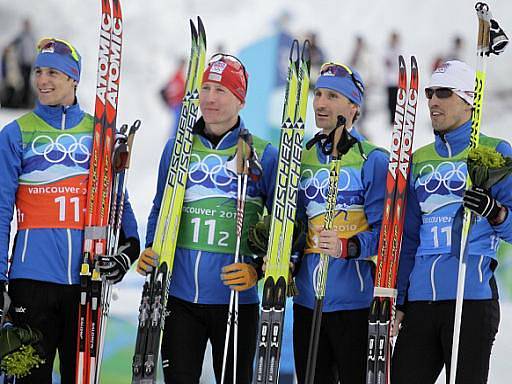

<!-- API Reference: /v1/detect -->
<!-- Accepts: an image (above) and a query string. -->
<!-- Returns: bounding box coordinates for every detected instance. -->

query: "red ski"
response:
[366,55,418,384]
[76,1,124,383]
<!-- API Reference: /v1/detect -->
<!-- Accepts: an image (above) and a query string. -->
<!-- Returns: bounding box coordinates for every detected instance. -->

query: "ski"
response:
[131,17,206,384]
[254,39,310,384]
[366,55,418,384]
[76,1,124,383]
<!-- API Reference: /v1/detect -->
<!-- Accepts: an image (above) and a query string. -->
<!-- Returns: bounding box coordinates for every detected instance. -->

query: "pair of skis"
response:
[131,17,206,384]
[254,39,310,384]
[76,0,141,383]
[365,55,418,384]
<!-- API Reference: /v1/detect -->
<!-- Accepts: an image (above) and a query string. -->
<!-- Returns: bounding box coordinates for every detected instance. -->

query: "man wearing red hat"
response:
[137,54,278,384]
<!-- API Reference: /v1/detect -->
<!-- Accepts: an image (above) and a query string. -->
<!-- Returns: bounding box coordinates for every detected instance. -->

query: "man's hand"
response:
[463,186,507,225]
[314,225,358,259]
[136,248,159,276]
[391,310,405,337]
[97,252,131,285]
[221,263,258,292]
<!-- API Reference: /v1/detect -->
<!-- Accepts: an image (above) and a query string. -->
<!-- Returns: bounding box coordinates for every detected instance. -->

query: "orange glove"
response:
[221,263,258,292]
[136,247,158,275]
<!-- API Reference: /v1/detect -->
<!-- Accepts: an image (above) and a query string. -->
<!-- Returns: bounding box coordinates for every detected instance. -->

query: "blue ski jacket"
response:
[293,127,388,312]
[397,120,512,305]
[0,101,139,285]
[145,117,278,305]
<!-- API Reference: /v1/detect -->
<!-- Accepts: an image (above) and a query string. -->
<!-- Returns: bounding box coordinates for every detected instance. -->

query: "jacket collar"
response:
[194,116,244,150]
[33,100,85,130]
[433,120,472,158]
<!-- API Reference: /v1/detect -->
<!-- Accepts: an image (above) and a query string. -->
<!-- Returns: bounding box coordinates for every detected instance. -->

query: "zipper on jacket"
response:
[21,229,30,262]
[355,260,364,292]
[193,251,202,303]
[430,255,442,301]
[61,107,67,130]
[67,229,72,284]
[438,133,452,158]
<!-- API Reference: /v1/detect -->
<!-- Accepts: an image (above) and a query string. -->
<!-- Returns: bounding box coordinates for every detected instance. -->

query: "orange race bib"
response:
[16,175,88,230]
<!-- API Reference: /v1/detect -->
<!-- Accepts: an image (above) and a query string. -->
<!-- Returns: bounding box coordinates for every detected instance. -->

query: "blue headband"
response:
[315,69,364,106]
[34,43,81,82]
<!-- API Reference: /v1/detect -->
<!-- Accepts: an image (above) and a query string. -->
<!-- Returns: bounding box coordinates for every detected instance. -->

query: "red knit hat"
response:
[202,55,248,103]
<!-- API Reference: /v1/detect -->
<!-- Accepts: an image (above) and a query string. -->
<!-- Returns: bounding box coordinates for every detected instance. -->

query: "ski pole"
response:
[450,3,491,383]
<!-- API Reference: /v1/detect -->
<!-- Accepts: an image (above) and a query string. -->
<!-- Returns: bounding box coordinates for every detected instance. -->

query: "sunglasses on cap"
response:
[208,53,248,87]
[320,62,365,96]
[37,38,80,63]
[424,87,474,100]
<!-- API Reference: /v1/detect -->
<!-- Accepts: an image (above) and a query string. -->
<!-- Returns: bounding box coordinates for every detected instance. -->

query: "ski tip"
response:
[290,39,300,61]
[189,19,198,40]
[197,16,206,46]
[398,55,406,68]
[411,55,418,70]
[301,39,311,60]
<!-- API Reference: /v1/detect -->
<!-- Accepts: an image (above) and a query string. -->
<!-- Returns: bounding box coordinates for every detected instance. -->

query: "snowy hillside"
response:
[1,0,512,382]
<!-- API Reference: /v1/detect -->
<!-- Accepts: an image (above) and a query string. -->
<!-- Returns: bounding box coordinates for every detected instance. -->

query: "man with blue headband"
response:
[0,38,139,382]
[290,63,388,383]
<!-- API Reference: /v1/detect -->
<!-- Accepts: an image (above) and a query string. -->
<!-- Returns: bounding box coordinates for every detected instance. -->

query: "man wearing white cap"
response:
[391,60,512,383]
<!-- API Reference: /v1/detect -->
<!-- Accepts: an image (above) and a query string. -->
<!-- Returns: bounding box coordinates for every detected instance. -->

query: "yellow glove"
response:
[221,263,258,292]
[136,247,158,275]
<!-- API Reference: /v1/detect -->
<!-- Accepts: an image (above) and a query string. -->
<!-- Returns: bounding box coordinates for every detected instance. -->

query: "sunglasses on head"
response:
[320,62,365,96]
[208,53,248,87]
[37,38,80,63]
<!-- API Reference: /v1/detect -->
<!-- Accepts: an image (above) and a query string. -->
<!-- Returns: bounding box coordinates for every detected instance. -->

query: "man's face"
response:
[313,88,357,131]
[427,87,472,133]
[199,82,243,135]
[34,67,76,106]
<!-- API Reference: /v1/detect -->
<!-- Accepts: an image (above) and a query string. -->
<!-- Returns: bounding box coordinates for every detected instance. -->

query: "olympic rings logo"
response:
[416,161,466,194]
[31,134,92,164]
[188,153,237,187]
[299,168,351,200]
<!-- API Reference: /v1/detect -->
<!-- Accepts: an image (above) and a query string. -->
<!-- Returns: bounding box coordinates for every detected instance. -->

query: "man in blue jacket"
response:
[292,63,388,384]
[0,38,140,383]
[136,54,278,384]
[392,60,512,384]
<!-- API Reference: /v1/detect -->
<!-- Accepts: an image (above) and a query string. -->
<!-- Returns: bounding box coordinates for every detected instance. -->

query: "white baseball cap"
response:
[427,60,476,105]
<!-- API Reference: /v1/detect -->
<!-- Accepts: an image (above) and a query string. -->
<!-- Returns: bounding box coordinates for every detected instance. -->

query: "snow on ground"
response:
[1,0,512,382]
